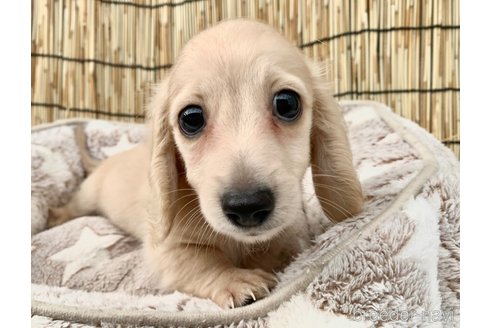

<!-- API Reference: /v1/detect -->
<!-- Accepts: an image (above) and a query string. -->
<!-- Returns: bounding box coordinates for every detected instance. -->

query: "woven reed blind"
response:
[31,0,460,157]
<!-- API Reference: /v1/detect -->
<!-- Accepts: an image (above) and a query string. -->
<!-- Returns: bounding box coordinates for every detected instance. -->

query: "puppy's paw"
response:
[212,268,277,308]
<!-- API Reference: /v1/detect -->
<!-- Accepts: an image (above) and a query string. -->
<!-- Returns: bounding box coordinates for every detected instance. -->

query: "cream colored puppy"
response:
[48,19,363,308]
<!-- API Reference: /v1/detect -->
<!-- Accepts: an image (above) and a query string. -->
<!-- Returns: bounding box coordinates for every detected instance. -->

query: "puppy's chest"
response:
[223,238,303,272]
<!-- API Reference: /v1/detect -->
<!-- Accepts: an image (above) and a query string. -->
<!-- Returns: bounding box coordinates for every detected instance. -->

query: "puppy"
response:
[47,19,363,308]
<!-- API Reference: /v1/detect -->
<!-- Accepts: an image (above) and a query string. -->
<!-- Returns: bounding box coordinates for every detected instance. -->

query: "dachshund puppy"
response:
[48,19,363,308]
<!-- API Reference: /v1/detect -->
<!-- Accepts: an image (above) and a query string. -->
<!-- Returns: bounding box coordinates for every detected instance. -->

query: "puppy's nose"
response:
[221,188,275,228]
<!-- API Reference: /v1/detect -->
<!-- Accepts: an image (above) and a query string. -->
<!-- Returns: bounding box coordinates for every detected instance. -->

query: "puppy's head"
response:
[149,19,363,243]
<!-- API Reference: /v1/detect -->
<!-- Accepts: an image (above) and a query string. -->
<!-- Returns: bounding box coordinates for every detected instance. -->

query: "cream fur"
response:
[47,19,363,308]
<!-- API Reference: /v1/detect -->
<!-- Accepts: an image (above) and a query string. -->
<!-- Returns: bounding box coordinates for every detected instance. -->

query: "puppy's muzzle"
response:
[221,188,275,228]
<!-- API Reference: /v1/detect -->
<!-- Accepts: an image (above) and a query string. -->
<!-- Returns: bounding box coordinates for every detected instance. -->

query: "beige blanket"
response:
[31,101,459,327]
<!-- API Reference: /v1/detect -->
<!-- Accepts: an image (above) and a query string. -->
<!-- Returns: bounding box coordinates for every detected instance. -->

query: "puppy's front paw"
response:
[212,268,277,308]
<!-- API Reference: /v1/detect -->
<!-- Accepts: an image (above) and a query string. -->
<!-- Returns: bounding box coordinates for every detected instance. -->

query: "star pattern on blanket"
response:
[101,134,136,157]
[49,227,123,284]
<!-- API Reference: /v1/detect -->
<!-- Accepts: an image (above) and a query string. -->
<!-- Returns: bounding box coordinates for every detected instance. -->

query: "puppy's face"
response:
[166,21,315,242]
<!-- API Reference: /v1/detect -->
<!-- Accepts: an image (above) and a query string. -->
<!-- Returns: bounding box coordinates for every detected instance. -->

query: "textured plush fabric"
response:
[31,101,460,327]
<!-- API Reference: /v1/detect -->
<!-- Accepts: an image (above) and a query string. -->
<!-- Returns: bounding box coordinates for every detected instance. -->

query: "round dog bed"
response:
[31,101,460,327]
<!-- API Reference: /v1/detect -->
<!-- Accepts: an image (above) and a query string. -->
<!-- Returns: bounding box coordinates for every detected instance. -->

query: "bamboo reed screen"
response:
[31,0,460,157]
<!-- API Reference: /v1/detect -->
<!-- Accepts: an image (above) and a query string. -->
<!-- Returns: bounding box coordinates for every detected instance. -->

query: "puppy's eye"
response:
[178,106,205,137]
[273,90,301,122]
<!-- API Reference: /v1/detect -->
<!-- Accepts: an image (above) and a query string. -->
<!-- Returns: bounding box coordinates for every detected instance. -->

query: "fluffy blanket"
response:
[31,101,460,327]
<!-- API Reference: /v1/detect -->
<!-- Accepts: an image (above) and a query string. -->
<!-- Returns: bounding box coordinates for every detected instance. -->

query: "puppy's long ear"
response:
[146,77,181,244]
[309,64,363,222]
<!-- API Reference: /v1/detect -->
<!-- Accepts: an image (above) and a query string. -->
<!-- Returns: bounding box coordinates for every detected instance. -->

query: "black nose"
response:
[221,188,275,228]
